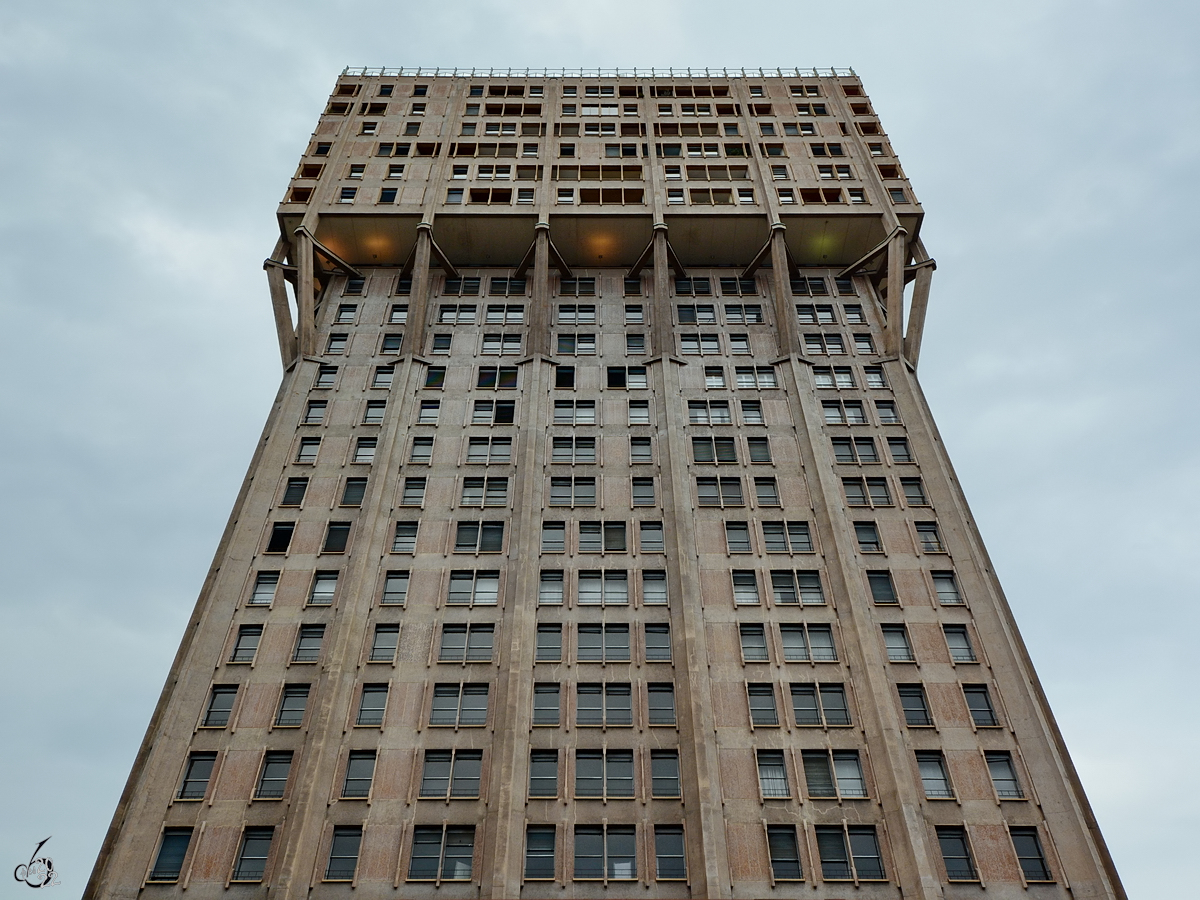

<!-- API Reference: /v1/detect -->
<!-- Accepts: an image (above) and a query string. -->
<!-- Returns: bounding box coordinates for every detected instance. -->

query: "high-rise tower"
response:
[87,67,1124,900]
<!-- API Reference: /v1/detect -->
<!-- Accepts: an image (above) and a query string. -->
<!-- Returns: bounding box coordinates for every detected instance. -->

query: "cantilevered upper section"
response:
[278,69,921,274]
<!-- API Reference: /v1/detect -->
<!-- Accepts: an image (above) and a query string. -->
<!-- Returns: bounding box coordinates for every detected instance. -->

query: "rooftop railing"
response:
[341,67,855,79]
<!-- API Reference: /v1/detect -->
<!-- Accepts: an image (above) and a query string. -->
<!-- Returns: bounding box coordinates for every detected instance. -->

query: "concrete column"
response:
[527,222,551,358]
[295,229,316,358]
[766,222,799,357]
[650,223,671,357]
[885,230,906,357]
[406,224,434,357]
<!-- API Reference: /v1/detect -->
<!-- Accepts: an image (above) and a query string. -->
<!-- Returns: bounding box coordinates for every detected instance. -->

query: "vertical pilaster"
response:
[527,222,551,358]
[885,230,906,357]
[904,238,934,367]
[294,228,316,358]
[650,223,671,358]
[767,222,799,357]
[406,224,434,357]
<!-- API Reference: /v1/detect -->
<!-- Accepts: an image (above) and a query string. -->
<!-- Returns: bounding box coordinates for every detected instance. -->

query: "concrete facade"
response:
[86,67,1125,900]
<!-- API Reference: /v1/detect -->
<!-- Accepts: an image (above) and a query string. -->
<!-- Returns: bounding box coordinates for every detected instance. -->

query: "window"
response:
[483,333,523,355]
[735,365,777,388]
[322,520,351,553]
[738,624,769,662]
[624,301,644,320]
[424,366,446,388]
[625,333,645,353]
[803,749,867,798]
[576,682,632,726]
[639,521,665,553]
[341,750,376,798]
[630,437,652,462]
[761,520,813,553]
[693,436,738,464]
[341,477,367,506]
[855,521,882,552]
[447,570,501,606]
[334,304,355,322]
[791,682,851,725]
[202,685,237,727]
[549,477,595,506]
[898,683,932,726]
[747,683,779,725]
[725,521,752,553]
[417,400,440,423]
[303,400,326,424]
[352,437,376,464]
[382,570,410,604]
[796,303,835,324]
[575,748,634,797]
[864,365,887,388]
[770,569,826,605]
[255,751,292,799]
[756,749,789,797]
[430,683,489,726]
[843,477,892,507]
[822,399,867,424]
[439,623,495,662]
[275,684,309,727]
[677,303,716,324]
[229,625,262,663]
[574,825,636,880]
[321,827,363,882]
[901,478,928,506]
[936,827,977,882]
[454,520,505,552]
[536,622,562,661]
[472,399,515,424]
[747,437,771,463]
[916,751,954,798]
[648,682,676,724]
[485,302,525,322]
[644,623,671,661]
[149,829,193,882]
[310,569,340,606]
[356,683,389,725]
[460,476,509,507]
[326,332,348,354]
[815,825,885,881]
[407,436,434,464]
[420,749,483,799]
[372,365,394,388]
[867,570,897,603]
[535,570,564,610]
[724,302,762,322]
[368,624,398,662]
[928,625,974,667]
[804,333,847,355]
[525,826,556,879]
[650,750,681,797]
[466,436,512,464]
[338,186,357,203]
[630,476,656,506]
[529,750,558,798]
[887,437,912,463]
[296,437,320,464]
[732,570,760,605]
[293,624,325,661]
[177,752,216,800]
[780,623,837,661]
[688,399,731,424]
[916,522,945,552]
[642,570,668,605]
[249,571,278,606]
[696,476,743,507]
[1010,828,1053,882]
[767,826,803,881]
[477,365,518,389]
[815,366,856,390]
[607,366,648,389]
[654,826,686,881]
[533,682,560,725]
[578,569,628,605]
[704,366,726,388]
[876,399,901,423]
[552,436,596,464]
[963,684,1000,727]
[364,400,387,424]
[986,751,1024,799]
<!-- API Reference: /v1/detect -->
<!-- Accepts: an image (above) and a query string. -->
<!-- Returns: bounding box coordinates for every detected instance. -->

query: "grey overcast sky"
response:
[1,0,1196,894]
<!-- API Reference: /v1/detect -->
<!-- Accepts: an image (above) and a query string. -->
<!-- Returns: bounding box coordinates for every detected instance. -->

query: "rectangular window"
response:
[642,570,668,605]
[898,683,932,726]
[575,748,634,798]
[410,436,433,463]
[654,826,686,880]
[342,750,376,798]
[246,573,280,609]
[868,570,897,603]
[630,437,652,463]
[364,400,387,424]
[779,623,837,661]
[149,828,193,883]
[466,436,513,463]
[368,624,399,662]
[525,826,556,879]
[255,751,292,799]
[536,623,562,661]
[549,477,596,507]
[933,571,962,604]
[177,751,216,800]
[882,625,914,661]
[761,520,813,553]
[578,623,630,662]
[944,624,976,662]
[986,751,1024,799]
[529,750,558,798]
[1010,828,1053,882]
[429,683,489,726]
[533,682,560,725]
[937,827,978,881]
[408,826,475,881]
[887,437,912,463]
[420,749,483,799]
[815,825,885,881]
[281,477,308,506]
[454,520,505,552]
[576,682,632,726]
[963,684,1000,727]
[275,684,310,727]
[229,624,262,663]
[574,825,636,880]
[577,570,628,605]
[303,400,326,424]
[651,750,680,797]
[446,569,501,607]
[648,682,676,725]
[854,521,882,552]
[202,685,237,727]
[696,476,743,507]
[341,477,367,507]
[725,521,752,553]
[747,683,779,726]
[732,570,760,605]
[382,569,410,604]
[917,751,954,798]
[322,521,351,553]
[767,826,803,881]
[791,682,851,726]
[644,623,671,662]
[355,683,389,725]
[438,624,495,662]
[293,624,325,661]
[296,437,320,464]
[757,749,790,797]
[477,366,518,389]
